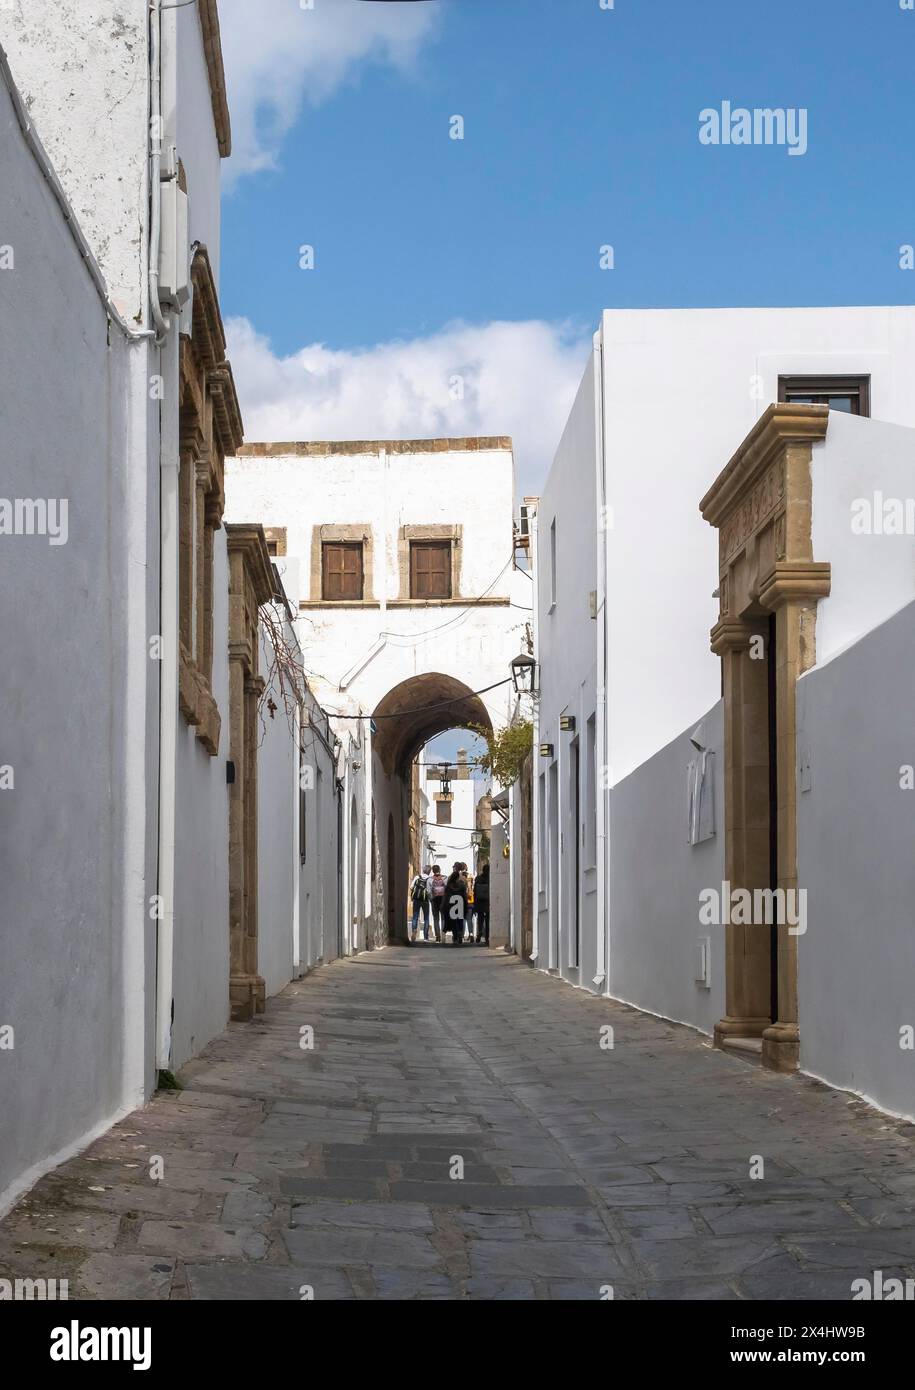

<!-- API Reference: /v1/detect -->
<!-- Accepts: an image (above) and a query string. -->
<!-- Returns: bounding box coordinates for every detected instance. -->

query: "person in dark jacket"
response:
[473,862,490,945]
[445,862,467,945]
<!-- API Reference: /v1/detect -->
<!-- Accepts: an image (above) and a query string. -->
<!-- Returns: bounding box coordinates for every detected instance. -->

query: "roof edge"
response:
[235,436,514,458]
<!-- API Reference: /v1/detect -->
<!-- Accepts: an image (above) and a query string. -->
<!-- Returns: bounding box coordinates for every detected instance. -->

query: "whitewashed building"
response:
[420,751,483,873]
[225,437,526,952]
[533,306,915,1120]
[0,2,335,1214]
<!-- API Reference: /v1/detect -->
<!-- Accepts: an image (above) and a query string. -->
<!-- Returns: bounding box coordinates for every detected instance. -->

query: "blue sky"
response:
[218,0,914,487]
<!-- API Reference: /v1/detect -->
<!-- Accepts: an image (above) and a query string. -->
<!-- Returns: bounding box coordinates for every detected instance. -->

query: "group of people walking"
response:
[409,861,490,946]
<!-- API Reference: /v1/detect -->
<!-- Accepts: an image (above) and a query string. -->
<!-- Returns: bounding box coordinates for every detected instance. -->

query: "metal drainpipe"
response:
[592,326,609,991]
[148,0,169,346]
[152,0,178,1072]
[529,505,541,965]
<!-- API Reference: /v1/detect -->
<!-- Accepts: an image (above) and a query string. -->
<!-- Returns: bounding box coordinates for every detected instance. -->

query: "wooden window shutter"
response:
[410,541,452,599]
[323,542,363,600]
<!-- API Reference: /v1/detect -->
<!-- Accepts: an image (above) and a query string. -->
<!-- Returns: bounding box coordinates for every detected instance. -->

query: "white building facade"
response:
[533,306,915,1120]
[225,438,526,953]
[0,2,341,1214]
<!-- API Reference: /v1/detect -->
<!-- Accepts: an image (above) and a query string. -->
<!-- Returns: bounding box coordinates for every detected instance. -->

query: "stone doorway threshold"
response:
[719,1035,764,1066]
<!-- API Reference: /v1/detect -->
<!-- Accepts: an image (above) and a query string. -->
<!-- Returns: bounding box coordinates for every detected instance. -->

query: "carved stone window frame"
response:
[177,246,244,757]
[226,523,277,1022]
[263,526,287,558]
[398,524,462,602]
[308,523,374,605]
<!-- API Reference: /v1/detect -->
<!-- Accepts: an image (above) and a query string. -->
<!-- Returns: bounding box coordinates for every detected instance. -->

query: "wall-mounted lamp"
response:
[510,652,537,696]
[470,829,483,848]
[559,714,576,733]
[539,743,554,759]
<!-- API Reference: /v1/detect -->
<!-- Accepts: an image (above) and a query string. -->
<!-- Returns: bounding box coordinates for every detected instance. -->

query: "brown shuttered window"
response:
[322,541,364,600]
[410,540,452,599]
[436,798,452,825]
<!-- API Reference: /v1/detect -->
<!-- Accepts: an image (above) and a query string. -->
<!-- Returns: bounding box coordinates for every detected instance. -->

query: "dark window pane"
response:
[778,375,869,417]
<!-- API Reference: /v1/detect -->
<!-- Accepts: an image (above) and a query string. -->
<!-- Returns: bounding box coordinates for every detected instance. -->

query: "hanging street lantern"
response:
[510,652,537,696]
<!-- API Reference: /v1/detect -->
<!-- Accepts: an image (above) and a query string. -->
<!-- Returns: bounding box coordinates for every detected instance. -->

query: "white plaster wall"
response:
[608,702,726,1035]
[796,598,915,1121]
[810,411,915,664]
[534,305,915,1010]
[600,305,915,785]
[489,823,511,948]
[225,445,525,729]
[256,615,297,999]
[225,443,522,955]
[535,362,599,985]
[0,67,142,1206]
[174,2,221,279]
[0,1,150,320]
[171,533,231,1068]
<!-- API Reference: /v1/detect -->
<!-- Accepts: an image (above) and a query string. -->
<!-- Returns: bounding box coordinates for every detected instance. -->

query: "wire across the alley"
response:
[328,677,514,720]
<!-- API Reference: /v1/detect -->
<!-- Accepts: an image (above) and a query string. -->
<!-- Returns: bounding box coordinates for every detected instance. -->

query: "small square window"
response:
[410,540,452,599]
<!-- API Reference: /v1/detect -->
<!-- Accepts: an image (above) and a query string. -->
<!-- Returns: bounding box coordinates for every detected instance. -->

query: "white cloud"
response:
[225,316,590,490]
[218,0,440,185]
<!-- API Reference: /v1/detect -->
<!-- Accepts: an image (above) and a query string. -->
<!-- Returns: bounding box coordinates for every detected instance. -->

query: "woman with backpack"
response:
[428,865,447,942]
[409,865,431,942]
[445,862,468,945]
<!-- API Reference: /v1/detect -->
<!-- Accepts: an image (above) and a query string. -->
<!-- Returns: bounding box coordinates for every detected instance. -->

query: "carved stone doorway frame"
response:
[700,405,830,1072]
[226,524,277,1022]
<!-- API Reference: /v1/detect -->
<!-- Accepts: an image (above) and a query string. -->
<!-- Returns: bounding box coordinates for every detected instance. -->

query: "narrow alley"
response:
[3,947,914,1302]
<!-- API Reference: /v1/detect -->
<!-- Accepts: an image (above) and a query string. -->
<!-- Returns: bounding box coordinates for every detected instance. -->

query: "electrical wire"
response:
[380,553,516,645]
[327,677,512,720]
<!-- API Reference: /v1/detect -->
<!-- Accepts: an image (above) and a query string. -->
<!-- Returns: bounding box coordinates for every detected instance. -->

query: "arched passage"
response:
[372,673,494,776]
[369,674,495,946]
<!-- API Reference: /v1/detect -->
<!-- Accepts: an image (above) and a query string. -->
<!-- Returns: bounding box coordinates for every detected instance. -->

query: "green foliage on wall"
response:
[470,720,533,788]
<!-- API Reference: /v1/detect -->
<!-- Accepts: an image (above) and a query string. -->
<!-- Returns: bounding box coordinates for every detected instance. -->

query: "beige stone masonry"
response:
[701,404,830,1073]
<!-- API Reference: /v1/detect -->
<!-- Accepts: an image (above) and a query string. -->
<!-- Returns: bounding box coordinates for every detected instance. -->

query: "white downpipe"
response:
[292,703,302,975]
[592,327,609,990]
[153,0,178,1069]
[529,505,541,964]
[339,636,386,691]
[148,0,169,347]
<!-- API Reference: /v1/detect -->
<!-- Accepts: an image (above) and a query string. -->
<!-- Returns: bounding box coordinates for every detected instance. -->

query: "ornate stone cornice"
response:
[199,0,231,157]
[700,404,829,529]
[759,561,831,610]
[190,245,227,369]
[710,617,755,656]
[208,361,244,458]
[181,247,244,462]
[226,523,280,609]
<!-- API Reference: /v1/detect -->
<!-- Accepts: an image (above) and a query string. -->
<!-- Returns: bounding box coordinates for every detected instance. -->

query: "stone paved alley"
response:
[3,948,915,1301]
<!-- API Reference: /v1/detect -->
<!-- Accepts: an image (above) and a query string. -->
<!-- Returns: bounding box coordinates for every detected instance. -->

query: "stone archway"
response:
[370,674,495,947]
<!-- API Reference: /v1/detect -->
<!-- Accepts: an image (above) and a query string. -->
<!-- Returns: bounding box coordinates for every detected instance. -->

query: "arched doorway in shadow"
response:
[370,674,495,947]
